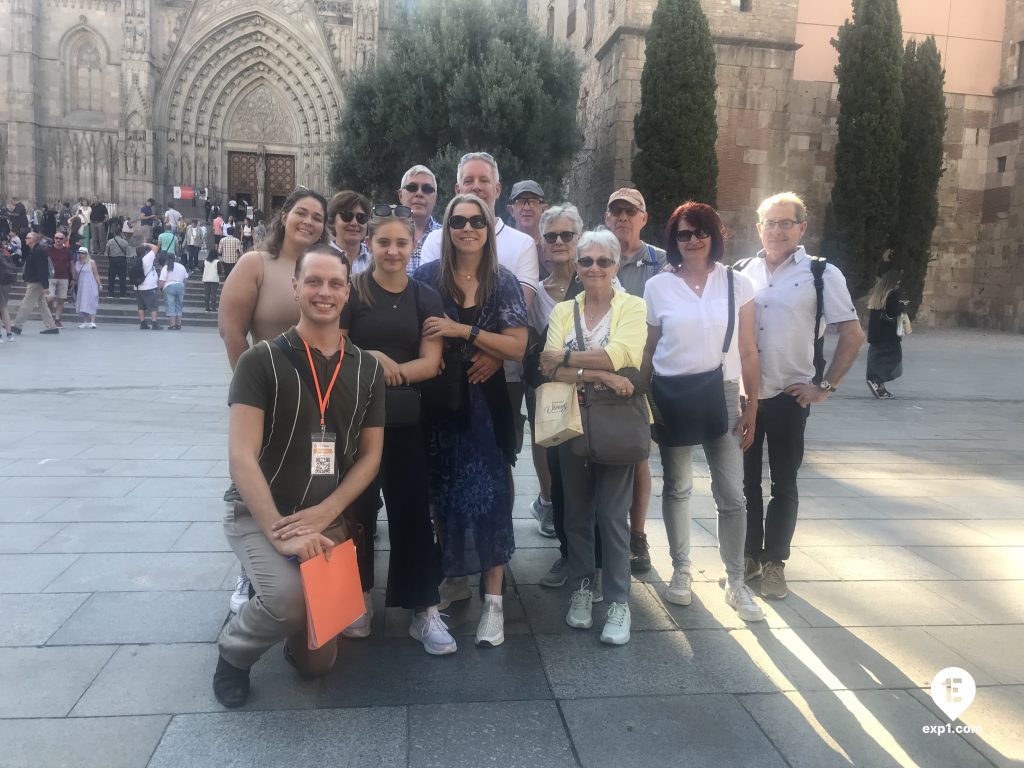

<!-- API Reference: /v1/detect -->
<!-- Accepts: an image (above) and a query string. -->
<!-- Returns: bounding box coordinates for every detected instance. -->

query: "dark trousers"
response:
[204,282,219,310]
[187,245,201,270]
[108,256,127,296]
[222,262,236,280]
[743,393,809,563]
[352,422,442,609]
[547,445,602,566]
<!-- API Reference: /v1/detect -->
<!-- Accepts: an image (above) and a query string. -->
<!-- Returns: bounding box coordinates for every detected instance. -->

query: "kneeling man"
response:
[213,244,384,707]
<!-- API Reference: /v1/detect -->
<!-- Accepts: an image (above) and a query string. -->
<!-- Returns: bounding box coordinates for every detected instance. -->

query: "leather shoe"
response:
[213,655,250,708]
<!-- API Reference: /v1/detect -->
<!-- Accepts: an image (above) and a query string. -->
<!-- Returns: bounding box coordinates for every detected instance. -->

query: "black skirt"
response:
[867,340,902,384]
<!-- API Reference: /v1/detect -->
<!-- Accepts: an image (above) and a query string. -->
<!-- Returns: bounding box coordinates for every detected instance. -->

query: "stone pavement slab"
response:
[0,645,116,717]
[0,715,171,768]
[0,553,78,593]
[0,593,90,646]
[43,552,235,592]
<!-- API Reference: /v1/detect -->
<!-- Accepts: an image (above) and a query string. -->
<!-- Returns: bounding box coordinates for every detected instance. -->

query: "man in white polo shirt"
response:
[738,192,864,600]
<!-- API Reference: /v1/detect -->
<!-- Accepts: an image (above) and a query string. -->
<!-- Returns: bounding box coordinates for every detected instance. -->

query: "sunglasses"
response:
[609,205,640,217]
[402,182,436,195]
[577,256,616,268]
[337,210,369,225]
[448,214,488,230]
[372,204,413,219]
[675,228,710,243]
[542,231,576,244]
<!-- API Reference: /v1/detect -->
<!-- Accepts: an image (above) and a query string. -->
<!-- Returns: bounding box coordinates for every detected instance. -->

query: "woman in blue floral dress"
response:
[415,193,528,648]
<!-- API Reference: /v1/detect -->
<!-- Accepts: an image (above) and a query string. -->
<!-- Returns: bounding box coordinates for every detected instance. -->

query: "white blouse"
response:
[644,262,755,381]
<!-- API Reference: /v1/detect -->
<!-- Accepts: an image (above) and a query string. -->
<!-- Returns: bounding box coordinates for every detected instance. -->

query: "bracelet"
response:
[563,349,571,366]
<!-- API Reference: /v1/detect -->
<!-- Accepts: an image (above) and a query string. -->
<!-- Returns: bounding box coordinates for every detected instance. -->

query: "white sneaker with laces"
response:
[475,598,504,647]
[229,571,251,614]
[600,602,631,645]
[409,608,457,655]
[437,576,472,610]
[89,322,97,329]
[341,591,374,638]
[725,583,765,622]
[665,567,692,606]
[78,322,88,328]
[565,580,594,629]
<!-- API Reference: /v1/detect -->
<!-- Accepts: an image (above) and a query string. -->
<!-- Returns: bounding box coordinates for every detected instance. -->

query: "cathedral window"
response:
[75,43,103,111]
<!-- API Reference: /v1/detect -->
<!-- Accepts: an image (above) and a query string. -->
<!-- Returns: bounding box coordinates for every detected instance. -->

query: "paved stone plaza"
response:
[0,326,1022,768]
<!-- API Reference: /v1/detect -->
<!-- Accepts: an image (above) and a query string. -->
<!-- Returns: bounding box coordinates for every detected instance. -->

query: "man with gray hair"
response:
[398,164,441,274]
[738,191,864,600]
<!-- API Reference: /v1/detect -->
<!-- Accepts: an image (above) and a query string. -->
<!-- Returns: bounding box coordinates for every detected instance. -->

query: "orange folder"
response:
[299,539,365,650]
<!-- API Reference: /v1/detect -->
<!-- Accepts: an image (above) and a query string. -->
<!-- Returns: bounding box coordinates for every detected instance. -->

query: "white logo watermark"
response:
[923,668,982,735]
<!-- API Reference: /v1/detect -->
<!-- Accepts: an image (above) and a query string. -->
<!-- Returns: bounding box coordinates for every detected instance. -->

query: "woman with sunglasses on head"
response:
[642,202,764,623]
[339,205,455,654]
[327,191,372,276]
[538,230,648,646]
[413,194,528,648]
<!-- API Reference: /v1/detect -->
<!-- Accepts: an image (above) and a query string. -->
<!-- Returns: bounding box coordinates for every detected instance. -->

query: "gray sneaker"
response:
[761,561,788,599]
[565,580,594,629]
[539,557,568,588]
[530,496,556,538]
[744,557,762,583]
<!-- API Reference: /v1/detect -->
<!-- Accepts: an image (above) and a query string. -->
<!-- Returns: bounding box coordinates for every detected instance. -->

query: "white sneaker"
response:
[437,576,471,610]
[475,598,504,647]
[78,322,88,328]
[228,571,251,613]
[600,602,631,645]
[591,568,603,603]
[665,567,692,606]
[341,591,374,638]
[725,583,765,622]
[89,322,97,329]
[566,580,594,629]
[408,608,457,655]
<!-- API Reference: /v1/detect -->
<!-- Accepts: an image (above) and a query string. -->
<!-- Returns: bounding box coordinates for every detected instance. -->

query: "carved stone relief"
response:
[227,83,298,144]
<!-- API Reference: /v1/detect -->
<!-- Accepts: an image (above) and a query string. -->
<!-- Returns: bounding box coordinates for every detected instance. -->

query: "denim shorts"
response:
[163,282,185,316]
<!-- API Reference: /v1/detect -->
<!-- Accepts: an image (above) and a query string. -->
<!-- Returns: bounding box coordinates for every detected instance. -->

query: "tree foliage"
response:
[890,37,946,317]
[632,0,717,243]
[330,0,582,209]
[821,0,904,297]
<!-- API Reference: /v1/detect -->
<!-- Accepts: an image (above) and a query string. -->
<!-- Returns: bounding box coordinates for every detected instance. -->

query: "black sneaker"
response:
[140,321,150,330]
[212,655,250,708]
[223,483,242,503]
[54,320,64,328]
[40,328,59,335]
[629,532,651,572]
[11,326,22,335]
[150,322,163,330]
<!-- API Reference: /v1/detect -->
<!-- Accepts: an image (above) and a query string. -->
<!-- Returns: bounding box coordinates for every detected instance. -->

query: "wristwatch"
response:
[468,325,481,345]
[563,349,571,366]
[818,379,837,393]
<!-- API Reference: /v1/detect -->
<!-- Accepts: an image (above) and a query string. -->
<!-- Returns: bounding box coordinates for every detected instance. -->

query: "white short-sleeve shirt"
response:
[644,263,755,382]
[159,262,189,285]
[739,246,858,399]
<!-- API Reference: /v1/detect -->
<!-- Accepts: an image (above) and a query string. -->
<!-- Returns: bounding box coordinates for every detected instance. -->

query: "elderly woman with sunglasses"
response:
[413,193,528,649]
[538,230,648,646]
[641,202,764,623]
[327,190,372,276]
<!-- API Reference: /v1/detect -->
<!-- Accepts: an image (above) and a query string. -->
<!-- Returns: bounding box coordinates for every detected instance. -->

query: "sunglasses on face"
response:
[542,230,576,244]
[448,214,488,230]
[609,205,640,218]
[372,204,413,219]
[402,182,436,195]
[577,256,616,268]
[675,228,710,243]
[514,197,543,208]
[338,210,368,225]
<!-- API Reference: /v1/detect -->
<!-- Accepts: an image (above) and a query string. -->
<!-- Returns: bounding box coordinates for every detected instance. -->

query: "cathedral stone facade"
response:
[0,0,389,215]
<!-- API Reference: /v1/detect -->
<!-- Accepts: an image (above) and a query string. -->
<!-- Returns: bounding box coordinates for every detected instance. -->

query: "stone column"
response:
[7,0,40,204]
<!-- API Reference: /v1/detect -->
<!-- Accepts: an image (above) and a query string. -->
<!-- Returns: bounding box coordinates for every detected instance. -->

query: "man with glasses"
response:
[604,188,666,572]
[739,192,863,600]
[507,180,548,274]
[398,165,441,274]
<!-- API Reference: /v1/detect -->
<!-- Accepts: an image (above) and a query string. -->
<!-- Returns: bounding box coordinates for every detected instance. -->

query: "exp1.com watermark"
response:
[923,668,983,736]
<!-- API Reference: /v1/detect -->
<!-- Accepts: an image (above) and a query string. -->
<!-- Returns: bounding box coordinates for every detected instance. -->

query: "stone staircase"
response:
[6,249,220,328]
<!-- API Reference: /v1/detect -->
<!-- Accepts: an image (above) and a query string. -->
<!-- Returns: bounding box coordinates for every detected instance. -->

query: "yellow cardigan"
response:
[544,289,648,370]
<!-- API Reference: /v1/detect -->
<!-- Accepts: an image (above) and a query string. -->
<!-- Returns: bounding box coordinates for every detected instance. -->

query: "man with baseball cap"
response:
[604,188,666,572]
[507,180,548,274]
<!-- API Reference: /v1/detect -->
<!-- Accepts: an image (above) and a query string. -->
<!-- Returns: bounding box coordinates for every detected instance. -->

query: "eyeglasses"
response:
[372,204,413,219]
[675,228,710,243]
[337,210,369,225]
[542,231,576,244]
[577,256,616,268]
[514,197,543,208]
[608,205,640,218]
[760,218,802,231]
[448,214,488,230]
[402,182,436,195]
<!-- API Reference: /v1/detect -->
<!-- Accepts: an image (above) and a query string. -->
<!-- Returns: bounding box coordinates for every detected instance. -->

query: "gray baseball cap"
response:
[508,180,545,201]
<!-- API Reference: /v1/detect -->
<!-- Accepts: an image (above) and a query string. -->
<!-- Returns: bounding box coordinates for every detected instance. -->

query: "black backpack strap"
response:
[732,256,755,272]
[810,256,827,383]
[572,299,586,351]
[722,266,735,354]
[271,335,340,435]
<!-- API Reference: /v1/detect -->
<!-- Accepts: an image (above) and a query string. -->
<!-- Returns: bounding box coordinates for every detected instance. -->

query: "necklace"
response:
[544,278,569,294]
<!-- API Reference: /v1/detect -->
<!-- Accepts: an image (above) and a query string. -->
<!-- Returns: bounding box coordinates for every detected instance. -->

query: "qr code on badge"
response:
[313,455,333,475]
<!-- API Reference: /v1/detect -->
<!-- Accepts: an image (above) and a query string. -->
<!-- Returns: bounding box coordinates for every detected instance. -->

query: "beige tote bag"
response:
[535,382,584,448]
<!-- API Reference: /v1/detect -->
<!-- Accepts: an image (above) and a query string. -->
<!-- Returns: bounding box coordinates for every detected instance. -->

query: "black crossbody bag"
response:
[651,267,735,447]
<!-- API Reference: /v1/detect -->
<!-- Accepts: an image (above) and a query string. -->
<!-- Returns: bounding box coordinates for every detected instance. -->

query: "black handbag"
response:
[521,325,547,389]
[419,344,465,419]
[568,301,650,465]
[384,385,421,428]
[651,267,735,447]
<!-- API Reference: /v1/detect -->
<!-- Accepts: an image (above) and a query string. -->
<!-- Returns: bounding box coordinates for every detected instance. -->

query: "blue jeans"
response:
[660,379,747,586]
[163,282,184,317]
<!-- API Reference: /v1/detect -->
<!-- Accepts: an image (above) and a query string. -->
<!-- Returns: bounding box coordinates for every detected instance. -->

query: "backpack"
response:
[734,254,828,383]
[0,252,16,285]
[129,251,148,286]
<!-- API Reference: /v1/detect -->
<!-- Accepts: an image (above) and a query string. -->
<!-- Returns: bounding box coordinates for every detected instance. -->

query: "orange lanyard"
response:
[302,337,344,433]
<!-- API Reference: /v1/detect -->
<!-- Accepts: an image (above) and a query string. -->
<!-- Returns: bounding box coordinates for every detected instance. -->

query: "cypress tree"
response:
[632,0,717,243]
[891,37,947,317]
[821,0,904,297]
